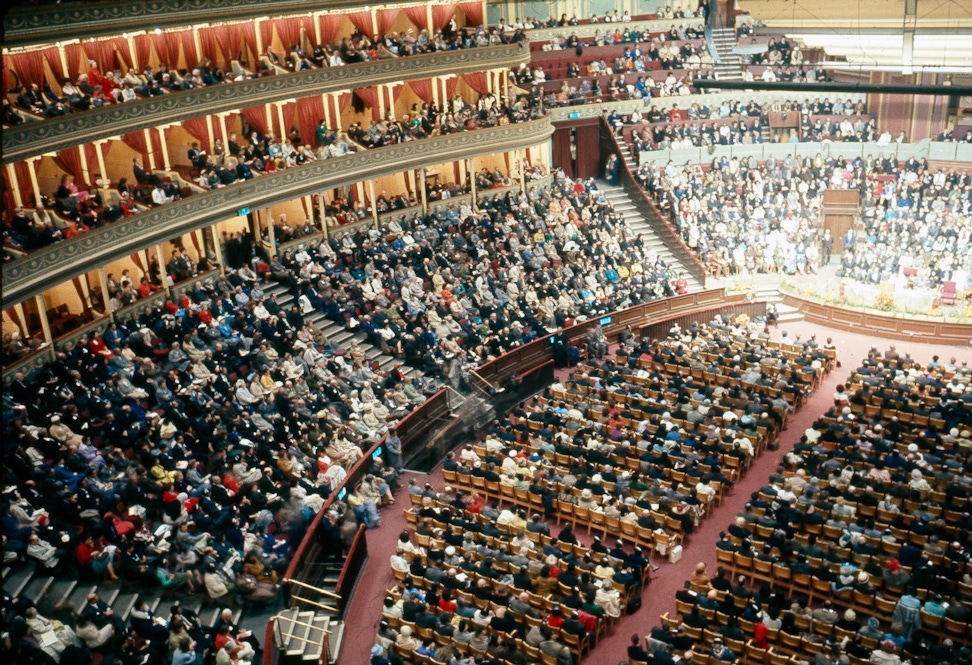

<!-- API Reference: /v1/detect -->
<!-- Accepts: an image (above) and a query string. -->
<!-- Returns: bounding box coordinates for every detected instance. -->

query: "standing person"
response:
[385,428,403,473]
[605,154,619,185]
[821,228,833,265]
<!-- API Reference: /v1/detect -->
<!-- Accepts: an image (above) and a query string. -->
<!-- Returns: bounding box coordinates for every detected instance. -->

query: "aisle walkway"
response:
[336,322,965,665]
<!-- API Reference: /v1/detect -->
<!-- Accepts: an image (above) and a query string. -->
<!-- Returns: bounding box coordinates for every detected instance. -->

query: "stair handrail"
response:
[270,615,334,636]
[601,119,708,288]
[284,578,342,601]
[291,595,340,614]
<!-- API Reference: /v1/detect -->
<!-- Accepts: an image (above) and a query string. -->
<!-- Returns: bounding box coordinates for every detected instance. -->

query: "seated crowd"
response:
[2,91,540,258]
[4,16,519,125]
[203,175,688,382]
[639,347,972,665]
[373,485,649,665]
[635,152,971,294]
[614,97,874,152]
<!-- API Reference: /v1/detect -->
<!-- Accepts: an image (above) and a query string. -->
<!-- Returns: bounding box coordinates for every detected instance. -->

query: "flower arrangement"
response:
[874,291,896,312]
[734,313,751,327]
[927,306,942,318]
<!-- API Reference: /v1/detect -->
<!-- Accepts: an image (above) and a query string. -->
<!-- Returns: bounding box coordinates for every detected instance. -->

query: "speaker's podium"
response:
[822,189,859,254]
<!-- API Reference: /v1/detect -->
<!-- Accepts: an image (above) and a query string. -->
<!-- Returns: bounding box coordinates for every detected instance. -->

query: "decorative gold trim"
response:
[5,43,530,163]
[3,118,554,307]
[5,0,419,48]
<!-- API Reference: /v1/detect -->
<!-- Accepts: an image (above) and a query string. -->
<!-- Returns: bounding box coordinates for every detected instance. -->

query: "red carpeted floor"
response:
[336,322,969,665]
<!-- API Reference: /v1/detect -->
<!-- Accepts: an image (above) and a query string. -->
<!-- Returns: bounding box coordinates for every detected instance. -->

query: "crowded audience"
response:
[641,346,972,664]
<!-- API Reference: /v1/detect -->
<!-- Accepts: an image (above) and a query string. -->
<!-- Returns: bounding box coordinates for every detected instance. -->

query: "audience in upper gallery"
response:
[636,152,970,291]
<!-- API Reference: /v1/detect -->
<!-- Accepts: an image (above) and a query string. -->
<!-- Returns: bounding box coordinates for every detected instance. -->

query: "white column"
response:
[34,295,53,345]
[94,140,108,188]
[26,157,43,208]
[264,104,274,138]
[157,127,171,171]
[275,103,286,138]
[321,94,331,132]
[6,164,23,207]
[143,128,156,171]
[255,19,264,55]
[78,146,91,185]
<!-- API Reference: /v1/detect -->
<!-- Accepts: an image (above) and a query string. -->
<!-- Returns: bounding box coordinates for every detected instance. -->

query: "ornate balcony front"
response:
[3,116,554,307]
[4,42,530,164]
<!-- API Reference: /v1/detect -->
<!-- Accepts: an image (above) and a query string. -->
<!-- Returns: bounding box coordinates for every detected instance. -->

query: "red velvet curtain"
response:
[432,5,456,30]
[460,2,484,27]
[318,13,344,46]
[8,49,48,88]
[160,31,184,66]
[409,79,433,104]
[123,130,150,166]
[336,91,352,114]
[297,96,326,145]
[114,39,134,72]
[377,8,398,36]
[403,6,427,30]
[462,72,488,95]
[445,76,459,100]
[199,27,220,64]
[14,162,34,206]
[355,87,380,120]
[1,56,11,96]
[135,35,172,69]
[348,10,374,37]
[63,43,84,81]
[179,31,198,68]
[279,101,298,137]
[182,117,211,148]
[82,40,117,74]
[54,147,84,181]
[275,17,303,51]
[241,106,269,136]
[151,127,171,168]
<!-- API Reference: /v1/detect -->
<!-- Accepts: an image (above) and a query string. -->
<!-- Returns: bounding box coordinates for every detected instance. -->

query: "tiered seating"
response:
[639,350,972,665]
[446,325,834,559]
[387,496,647,663]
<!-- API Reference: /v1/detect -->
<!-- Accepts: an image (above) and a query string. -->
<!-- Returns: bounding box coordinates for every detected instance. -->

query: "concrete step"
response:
[2,561,36,599]
[328,620,346,663]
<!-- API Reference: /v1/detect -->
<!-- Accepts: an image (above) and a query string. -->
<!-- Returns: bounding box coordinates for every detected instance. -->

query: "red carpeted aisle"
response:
[337,322,966,665]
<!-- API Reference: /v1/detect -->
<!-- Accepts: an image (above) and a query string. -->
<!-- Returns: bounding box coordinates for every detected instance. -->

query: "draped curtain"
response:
[241,106,269,136]
[151,127,171,169]
[355,87,380,120]
[459,2,484,27]
[123,130,150,166]
[274,17,303,51]
[182,117,212,149]
[432,5,456,30]
[54,147,84,182]
[297,96,326,146]
[445,76,459,101]
[279,101,298,138]
[409,79,433,104]
[377,8,399,36]
[8,49,48,88]
[160,31,184,66]
[348,10,374,37]
[462,72,488,96]
[199,27,220,65]
[14,162,34,206]
[402,6,427,30]
[82,40,119,73]
[64,43,87,80]
[179,31,198,69]
[318,13,344,46]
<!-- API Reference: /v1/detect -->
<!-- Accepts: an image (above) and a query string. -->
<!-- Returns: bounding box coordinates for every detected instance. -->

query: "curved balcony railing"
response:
[4,42,530,164]
[3,116,554,307]
[4,0,423,48]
